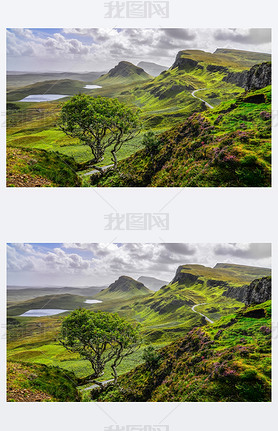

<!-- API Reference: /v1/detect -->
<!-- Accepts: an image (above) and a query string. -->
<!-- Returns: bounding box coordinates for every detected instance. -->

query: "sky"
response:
[6,28,271,72]
[7,243,271,287]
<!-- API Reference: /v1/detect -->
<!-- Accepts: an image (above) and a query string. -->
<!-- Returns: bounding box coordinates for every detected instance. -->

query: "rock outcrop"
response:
[207,64,228,73]
[171,266,202,287]
[171,52,203,71]
[222,70,248,88]
[244,62,271,90]
[222,62,271,90]
[207,279,229,288]
[223,277,271,305]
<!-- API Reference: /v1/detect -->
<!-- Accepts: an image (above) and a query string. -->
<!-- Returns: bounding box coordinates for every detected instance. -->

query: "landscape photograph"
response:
[6,28,271,187]
[7,242,272,402]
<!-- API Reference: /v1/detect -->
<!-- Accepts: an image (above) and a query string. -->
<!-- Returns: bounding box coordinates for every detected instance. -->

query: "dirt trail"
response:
[191,303,214,323]
[191,89,214,109]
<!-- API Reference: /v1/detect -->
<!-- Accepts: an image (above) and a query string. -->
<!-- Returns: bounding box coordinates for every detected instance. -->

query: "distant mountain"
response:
[137,276,168,291]
[96,275,152,299]
[95,61,152,85]
[137,61,167,76]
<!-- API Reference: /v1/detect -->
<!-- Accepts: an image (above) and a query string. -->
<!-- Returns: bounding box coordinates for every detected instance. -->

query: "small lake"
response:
[83,85,102,89]
[84,299,103,304]
[20,309,69,317]
[19,94,69,102]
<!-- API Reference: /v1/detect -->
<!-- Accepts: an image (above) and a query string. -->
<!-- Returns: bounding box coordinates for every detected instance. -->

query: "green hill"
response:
[213,48,271,67]
[7,147,81,187]
[95,300,271,401]
[171,48,270,70]
[114,264,271,341]
[7,362,80,402]
[96,276,152,300]
[94,85,271,187]
[95,61,152,85]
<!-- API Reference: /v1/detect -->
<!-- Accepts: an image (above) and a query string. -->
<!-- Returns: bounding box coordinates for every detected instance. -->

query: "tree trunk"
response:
[111,149,118,170]
[77,157,104,171]
[77,371,104,386]
[111,364,118,385]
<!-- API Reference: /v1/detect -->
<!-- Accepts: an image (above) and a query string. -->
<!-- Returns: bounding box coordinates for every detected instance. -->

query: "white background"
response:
[0,1,277,430]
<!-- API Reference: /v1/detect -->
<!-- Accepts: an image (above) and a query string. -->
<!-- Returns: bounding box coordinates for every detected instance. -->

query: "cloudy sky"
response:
[7,243,271,287]
[7,28,271,72]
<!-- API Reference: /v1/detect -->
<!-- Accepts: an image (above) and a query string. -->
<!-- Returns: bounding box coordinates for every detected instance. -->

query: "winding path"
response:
[82,379,114,391]
[191,88,214,109]
[191,303,214,324]
[82,164,113,176]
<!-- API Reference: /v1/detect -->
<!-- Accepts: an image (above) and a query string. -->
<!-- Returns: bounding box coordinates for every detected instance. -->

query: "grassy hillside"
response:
[7,147,81,187]
[173,48,270,70]
[213,48,271,67]
[94,300,271,401]
[94,61,152,86]
[7,362,80,401]
[177,263,271,284]
[96,276,152,300]
[94,86,271,187]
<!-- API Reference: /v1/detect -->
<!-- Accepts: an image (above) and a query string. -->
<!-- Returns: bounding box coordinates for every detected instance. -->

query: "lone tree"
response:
[59,309,141,387]
[58,94,140,171]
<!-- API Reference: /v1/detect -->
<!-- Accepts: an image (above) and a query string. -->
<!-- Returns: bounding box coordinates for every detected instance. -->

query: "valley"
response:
[6,48,271,187]
[7,262,272,402]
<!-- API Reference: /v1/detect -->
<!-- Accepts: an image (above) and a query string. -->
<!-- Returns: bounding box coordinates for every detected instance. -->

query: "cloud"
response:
[7,243,271,287]
[213,28,271,45]
[7,28,271,72]
[213,243,271,259]
[162,28,196,41]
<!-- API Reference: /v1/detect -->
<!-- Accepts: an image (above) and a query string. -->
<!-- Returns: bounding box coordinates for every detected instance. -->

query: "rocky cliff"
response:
[244,62,271,90]
[223,276,271,305]
[222,62,271,90]
[171,265,202,286]
[171,52,203,71]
